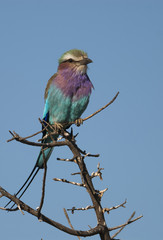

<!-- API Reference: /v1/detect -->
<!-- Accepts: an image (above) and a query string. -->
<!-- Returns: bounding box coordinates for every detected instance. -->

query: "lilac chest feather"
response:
[54,68,93,101]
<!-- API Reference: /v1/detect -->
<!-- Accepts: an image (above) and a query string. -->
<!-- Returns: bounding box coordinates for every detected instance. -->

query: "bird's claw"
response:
[75,118,83,127]
[53,122,63,133]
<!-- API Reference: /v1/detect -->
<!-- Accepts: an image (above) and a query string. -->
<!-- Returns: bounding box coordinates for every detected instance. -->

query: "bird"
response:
[5,49,93,208]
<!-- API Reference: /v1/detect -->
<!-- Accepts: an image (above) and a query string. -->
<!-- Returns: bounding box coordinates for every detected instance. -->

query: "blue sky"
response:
[0,0,163,239]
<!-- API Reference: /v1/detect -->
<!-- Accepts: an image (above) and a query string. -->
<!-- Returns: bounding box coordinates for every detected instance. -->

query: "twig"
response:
[97,188,108,198]
[57,157,76,162]
[67,92,119,125]
[110,212,143,239]
[39,118,56,142]
[82,92,119,122]
[91,163,104,180]
[83,152,100,158]
[71,172,81,176]
[7,131,67,147]
[57,151,99,161]
[109,213,143,231]
[53,178,85,187]
[103,199,127,214]
[40,119,55,131]
[63,208,81,240]
[0,207,8,210]
[67,205,94,214]
[2,206,18,212]
[7,127,47,143]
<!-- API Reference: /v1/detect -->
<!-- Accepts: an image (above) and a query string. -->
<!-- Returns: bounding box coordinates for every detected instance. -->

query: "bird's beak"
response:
[80,58,93,65]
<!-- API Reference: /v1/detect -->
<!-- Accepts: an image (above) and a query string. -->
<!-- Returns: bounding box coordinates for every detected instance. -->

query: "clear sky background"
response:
[0,0,162,239]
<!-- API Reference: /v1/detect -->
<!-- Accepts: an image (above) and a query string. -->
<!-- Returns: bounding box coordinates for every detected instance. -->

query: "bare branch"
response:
[7,131,67,147]
[110,212,143,239]
[0,207,8,210]
[53,178,85,187]
[67,205,94,214]
[39,118,56,142]
[97,188,108,199]
[0,186,102,237]
[7,126,48,143]
[57,157,76,162]
[83,152,100,158]
[67,92,119,125]
[82,92,119,122]
[63,208,74,229]
[57,152,100,163]
[71,172,81,176]
[103,199,127,214]
[91,163,104,180]
[63,208,82,240]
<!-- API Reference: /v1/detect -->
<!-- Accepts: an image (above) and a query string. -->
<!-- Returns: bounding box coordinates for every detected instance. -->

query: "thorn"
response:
[18,204,24,215]
[70,128,73,137]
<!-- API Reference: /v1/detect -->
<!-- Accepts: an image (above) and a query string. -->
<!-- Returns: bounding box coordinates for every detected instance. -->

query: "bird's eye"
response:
[68,58,73,62]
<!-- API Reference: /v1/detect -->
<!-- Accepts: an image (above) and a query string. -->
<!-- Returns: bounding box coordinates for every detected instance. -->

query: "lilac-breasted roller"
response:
[5,49,93,208]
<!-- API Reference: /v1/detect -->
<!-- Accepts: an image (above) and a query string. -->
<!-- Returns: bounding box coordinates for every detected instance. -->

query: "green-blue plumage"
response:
[43,85,90,124]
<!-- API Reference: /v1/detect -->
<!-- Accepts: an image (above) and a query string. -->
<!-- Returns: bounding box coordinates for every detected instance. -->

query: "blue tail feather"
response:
[4,163,38,208]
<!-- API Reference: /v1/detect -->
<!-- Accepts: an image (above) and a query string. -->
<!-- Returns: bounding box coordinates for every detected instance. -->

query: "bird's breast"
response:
[48,71,93,124]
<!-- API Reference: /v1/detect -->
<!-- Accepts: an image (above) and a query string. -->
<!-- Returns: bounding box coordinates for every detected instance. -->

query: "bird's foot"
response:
[75,118,83,127]
[53,122,63,133]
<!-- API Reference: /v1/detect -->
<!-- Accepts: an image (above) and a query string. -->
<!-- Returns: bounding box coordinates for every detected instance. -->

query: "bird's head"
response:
[58,49,92,74]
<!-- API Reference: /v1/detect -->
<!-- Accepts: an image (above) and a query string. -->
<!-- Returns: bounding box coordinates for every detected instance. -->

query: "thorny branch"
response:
[103,199,127,214]
[67,205,94,214]
[91,163,104,180]
[0,91,142,239]
[57,152,99,163]
[0,186,101,237]
[53,178,85,187]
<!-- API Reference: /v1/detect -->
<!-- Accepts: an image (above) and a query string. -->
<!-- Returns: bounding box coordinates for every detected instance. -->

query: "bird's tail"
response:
[4,136,55,209]
[4,163,39,209]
